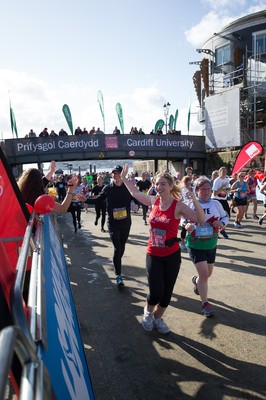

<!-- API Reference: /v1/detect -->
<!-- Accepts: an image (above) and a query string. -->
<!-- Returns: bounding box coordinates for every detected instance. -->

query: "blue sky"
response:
[0,0,265,139]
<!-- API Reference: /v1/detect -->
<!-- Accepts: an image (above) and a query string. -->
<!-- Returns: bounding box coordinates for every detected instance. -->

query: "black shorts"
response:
[234,197,248,207]
[187,246,217,264]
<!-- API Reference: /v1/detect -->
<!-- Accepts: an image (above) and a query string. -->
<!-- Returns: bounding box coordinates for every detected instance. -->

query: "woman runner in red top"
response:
[121,164,205,334]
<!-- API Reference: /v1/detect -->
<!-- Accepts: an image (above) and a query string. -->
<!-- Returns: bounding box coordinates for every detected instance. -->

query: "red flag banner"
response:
[0,147,30,270]
[231,141,263,175]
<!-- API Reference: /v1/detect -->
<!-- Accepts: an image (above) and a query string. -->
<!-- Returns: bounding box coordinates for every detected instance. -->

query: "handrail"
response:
[2,213,56,398]
[0,326,55,400]
[10,212,37,348]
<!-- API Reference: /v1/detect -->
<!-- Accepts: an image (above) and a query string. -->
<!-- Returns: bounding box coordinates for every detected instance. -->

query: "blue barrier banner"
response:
[41,215,94,400]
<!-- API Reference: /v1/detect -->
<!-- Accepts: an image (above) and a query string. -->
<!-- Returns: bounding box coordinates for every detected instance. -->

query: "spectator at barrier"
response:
[17,161,80,213]
[89,127,96,134]
[83,128,89,134]
[113,126,120,134]
[39,128,49,137]
[59,128,68,136]
[50,130,58,137]
[74,127,83,136]
[28,129,36,138]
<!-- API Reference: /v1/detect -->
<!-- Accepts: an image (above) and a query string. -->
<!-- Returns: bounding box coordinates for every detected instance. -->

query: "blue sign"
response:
[41,215,94,400]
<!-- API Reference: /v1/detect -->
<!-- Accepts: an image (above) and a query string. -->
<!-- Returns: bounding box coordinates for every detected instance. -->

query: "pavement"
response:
[58,203,266,400]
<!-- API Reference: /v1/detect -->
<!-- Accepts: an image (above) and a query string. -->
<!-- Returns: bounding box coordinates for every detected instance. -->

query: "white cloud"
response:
[203,0,246,10]
[185,11,235,47]
[0,69,196,139]
[185,5,266,48]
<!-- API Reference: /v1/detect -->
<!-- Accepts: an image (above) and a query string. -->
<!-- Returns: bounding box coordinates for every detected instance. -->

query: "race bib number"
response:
[194,222,213,238]
[150,228,166,247]
[113,207,127,220]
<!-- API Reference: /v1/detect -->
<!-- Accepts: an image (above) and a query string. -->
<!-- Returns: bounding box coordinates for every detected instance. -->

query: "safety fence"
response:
[0,213,94,399]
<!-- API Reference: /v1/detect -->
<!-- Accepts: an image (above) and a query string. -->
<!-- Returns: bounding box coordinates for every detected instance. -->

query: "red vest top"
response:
[147,198,180,256]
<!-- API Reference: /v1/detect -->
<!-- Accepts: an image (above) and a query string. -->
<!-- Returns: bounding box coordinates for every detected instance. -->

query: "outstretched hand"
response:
[49,160,56,173]
[121,164,129,180]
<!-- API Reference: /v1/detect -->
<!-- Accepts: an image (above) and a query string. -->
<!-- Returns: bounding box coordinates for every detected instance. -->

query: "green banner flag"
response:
[169,114,175,131]
[10,102,18,138]
[187,99,191,134]
[62,104,74,135]
[173,109,179,130]
[97,90,105,132]
[154,119,164,134]
[115,102,124,134]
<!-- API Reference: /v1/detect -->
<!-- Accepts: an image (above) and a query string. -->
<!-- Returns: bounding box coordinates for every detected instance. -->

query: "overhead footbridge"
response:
[2,133,206,169]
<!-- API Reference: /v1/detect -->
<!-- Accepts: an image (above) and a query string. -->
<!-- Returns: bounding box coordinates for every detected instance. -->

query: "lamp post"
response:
[163,102,171,134]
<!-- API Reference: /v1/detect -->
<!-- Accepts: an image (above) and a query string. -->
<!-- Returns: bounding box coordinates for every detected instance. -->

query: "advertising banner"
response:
[41,215,94,400]
[231,141,263,175]
[0,147,30,269]
[4,134,206,160]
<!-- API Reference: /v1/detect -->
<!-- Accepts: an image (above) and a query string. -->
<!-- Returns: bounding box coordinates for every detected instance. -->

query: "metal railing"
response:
[0,326,55,400]
[0,212,55,399]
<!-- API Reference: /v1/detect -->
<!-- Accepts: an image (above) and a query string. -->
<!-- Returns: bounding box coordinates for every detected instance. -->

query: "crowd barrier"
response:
[0,213,94,399]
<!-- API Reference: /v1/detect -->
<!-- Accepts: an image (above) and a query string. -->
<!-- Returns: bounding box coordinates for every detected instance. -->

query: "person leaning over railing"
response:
[17,161,80,213]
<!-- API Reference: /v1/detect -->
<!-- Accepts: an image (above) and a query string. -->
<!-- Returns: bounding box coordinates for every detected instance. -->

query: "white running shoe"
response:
[142,307,154,331]
[153,318,170,334]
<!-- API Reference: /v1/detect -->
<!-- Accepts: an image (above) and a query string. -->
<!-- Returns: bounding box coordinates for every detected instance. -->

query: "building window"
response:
[216,44,230,65]
[253,31,266,57]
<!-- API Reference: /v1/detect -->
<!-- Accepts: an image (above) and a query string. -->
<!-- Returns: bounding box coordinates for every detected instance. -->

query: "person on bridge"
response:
[80,165,137,287]
[121,164,205,334]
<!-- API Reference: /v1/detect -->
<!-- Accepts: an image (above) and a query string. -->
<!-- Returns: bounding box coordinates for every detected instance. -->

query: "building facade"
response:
[192,10,266,151]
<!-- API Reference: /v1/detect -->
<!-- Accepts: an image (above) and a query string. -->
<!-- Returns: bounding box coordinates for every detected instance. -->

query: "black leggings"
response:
[68,203,82,230]
[146,250,181,308]
[95,203,107,229]
[108,221,131,275]
[140,203,149,222]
